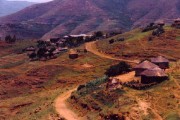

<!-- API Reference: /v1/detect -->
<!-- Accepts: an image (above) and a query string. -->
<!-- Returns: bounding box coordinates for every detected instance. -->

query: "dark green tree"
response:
[12,35,16,43]
[105,61,131,77]
[5,35,12,43]
[94,31,103,38]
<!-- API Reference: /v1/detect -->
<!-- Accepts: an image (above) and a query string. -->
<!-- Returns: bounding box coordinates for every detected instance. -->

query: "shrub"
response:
[94,31,103,38]
[105,62,131,77]
[77,84,86,91]
[109,39,115,44]
[86,76,108,88]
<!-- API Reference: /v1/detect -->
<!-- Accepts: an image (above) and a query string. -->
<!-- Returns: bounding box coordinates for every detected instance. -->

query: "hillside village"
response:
[0,15,179,120]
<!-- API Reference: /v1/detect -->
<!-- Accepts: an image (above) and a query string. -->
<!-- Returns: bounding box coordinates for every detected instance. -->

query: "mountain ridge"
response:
[0,0,179,39]
[0,0,35,17]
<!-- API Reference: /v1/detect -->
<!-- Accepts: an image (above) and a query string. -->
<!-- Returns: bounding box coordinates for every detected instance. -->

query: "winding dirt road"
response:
[54,41,139,120]
[54,88,81,120]
[85,41,139,64]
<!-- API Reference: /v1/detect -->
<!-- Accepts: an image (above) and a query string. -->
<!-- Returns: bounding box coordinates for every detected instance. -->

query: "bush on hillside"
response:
[94,31,103,38]
[105,62,131,77]
[5,35,16,43]
[109,39,115,44]
[86,76,108,88]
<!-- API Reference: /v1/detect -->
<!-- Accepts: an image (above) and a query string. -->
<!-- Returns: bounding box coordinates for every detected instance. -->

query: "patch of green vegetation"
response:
[176,36,180,41]
[165,112,180,120]
[96,28,152,55]
[11,40,37,53]
[4,88,69,120]
[0,60,26,69]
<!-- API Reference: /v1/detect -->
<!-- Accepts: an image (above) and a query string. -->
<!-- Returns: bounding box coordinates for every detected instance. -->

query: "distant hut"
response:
[26,46,36,52]
[156,21,165,27]
[69,49,78,59]
[141,68,168,84]
[174,18,180,23]
[106,77,121,90]
[172,18,180,28]
[150,56,169,69]
[134,60,159,76]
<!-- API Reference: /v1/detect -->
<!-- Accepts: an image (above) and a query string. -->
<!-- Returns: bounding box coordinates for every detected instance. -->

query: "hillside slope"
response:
[0,0,179,39]
[0,27,179,120]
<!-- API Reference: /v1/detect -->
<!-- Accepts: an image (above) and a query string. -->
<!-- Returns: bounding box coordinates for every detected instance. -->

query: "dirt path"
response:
[114,71,137,83]
[85,41,139,64]
[173,78,180,89]
[137,99,163,120]
[54,88,81,120]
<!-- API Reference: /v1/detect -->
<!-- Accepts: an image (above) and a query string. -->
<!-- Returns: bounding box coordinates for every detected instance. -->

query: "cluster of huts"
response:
[134,56,169,84]
[107,56,169,90]
[143,18,180,40]
[24,33,94,61]
[25,39,68,61]
[142,21,165,37]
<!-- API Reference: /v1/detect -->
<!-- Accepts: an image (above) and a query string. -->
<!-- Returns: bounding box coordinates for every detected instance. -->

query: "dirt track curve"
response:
[54,41,139,120]
[85,41,139,64]
[54,88,81,120]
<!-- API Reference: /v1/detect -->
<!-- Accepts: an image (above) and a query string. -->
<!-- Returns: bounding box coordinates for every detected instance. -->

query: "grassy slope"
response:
[0,27,180,120]
[69,27,180,119]
[0,42,114,120]
[97,27,180,61]
[69,60,180,120]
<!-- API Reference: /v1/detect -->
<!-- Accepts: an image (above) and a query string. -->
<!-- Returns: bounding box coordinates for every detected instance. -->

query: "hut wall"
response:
[141,76,168,84]
[134,68,146,76]
[69,54,78,59]
[153,62,169,69]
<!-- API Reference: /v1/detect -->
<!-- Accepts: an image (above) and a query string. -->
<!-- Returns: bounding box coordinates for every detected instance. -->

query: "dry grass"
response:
[0,43,114,119]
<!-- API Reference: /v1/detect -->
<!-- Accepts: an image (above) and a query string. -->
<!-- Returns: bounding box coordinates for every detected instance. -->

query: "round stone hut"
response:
[134,60,159,76]
[150,56,169,69]
[141,68,168,84]
[69,49,78,59]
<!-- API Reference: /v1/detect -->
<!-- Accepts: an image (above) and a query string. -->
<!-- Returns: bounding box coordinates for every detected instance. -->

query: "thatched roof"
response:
[134,60,159,69]
[151,56,169,63]
[109,77,119,84]
[156,20,165,25]
[174,18,180,22]
[141,67,167,77]
[69,49,77,54]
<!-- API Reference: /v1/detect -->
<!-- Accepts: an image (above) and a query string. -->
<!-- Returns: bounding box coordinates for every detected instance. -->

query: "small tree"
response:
[94,31,103,38]
[105,62,131,77]
[29,52,37,60]
[5,35,12,43]
[11,35,16,43]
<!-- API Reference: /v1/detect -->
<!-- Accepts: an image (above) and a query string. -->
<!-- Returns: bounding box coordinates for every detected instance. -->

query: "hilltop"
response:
[0,0,179,39]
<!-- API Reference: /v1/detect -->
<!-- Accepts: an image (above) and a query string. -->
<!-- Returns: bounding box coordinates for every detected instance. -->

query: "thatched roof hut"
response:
[26,46,36,52]
[151,56,169,69]
[174,18,180,23]
[134,60,159,76]
[172,18,180,28]
[69,49,78,59]
[106,77,121,90]
[141,68,168,84]
[156,20,165,26]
